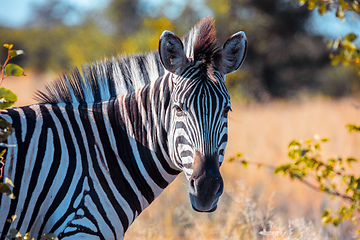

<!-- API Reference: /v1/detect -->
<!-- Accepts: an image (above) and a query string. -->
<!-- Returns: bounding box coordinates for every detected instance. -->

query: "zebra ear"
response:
[217,31,247,75]
[159,30,188,74]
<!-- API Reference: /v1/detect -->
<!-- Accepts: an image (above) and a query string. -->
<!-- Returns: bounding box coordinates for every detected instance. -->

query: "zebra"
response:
[0,17,247,239]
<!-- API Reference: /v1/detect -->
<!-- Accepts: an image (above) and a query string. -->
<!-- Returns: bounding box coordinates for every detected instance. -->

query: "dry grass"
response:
[126,97,360,240]
[3,73,360,239]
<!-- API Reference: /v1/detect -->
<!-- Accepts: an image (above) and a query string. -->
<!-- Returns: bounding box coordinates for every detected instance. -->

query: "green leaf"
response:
[298,0,306,6]
[341,175,348,185]
[318,2,327,15]
[8,193,15,199]
[288,150,296,159]
[9,49,25,58]
[321,137,329,142]
[0,149,6,158]
[4,63,25,77]
[307,0,318,10]
[331,55,342,66]
[347,124,360,132]
[322,208,332,226]
[336,5,345,20]
[236,153,244,158]
[327,41,333,49]
[322,208,331,217]
[0,101,14,110]
[352,1,360,12]
[347,157,357,163]
[346,157,357,167]
[274,164,290,174]
[24,232,31,239]
[0,182,12,195]
[241,160,248,168]
[7,228,21,238]
[41,233,59,240]
[332,38,340,50]
[340,206,348,215]
[5,177,14,187]
[350,176,357,189]
[3,44,13,50]
[0,87,17,109]
[0,185,15,199]
[314,142,320,150]
[0,119,14,142]
[288,140,300,148]
[7,215,17,223]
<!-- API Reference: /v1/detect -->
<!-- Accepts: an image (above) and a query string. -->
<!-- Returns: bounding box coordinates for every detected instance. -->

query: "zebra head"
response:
[159,19,247,212]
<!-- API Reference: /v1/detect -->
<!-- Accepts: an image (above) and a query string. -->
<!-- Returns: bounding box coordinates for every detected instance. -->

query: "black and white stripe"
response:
[0,17,247,239]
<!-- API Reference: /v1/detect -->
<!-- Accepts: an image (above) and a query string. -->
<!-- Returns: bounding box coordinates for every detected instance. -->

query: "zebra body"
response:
[0,17,247,239]
[0,94,178,239]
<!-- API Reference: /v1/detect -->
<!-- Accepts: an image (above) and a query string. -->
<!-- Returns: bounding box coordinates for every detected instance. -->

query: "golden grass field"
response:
[124,96,360,240]
[3,72,360,239]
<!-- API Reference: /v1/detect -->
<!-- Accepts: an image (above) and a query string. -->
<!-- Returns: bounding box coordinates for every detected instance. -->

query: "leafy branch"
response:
[328,33,360,75]
[0,43,24,200]
[0,44,58,239]
[300,0,360,18]
[0,44,23,110]
[6,229,58,240]
[230,125,360,234]
[347,123,360,132]
[1,44,25,83]
[299,0,360,74]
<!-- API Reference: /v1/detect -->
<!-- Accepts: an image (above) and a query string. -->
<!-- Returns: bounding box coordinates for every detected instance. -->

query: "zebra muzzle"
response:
[188,152,223,212]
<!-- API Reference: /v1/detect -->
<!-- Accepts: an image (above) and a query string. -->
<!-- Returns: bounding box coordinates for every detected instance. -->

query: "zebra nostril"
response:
[189,178,196,192]
[215,181,224,197]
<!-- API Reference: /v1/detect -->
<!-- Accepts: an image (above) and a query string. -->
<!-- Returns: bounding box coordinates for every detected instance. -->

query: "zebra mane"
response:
[182,16,219,64]
[35,52,164,104]
[35,17,219,104]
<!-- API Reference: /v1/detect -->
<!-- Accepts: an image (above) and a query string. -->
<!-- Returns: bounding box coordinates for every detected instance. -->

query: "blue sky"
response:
[0,0,359,43]
[308,10,360,41]
[0,0,211,27]
[0,0,111,27]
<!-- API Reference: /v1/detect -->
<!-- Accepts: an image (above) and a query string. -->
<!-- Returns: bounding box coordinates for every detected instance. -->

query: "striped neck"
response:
[114,73,180,212]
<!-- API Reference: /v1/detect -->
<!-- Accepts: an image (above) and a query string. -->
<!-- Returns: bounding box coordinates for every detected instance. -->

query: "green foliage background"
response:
[1,0,359,101]
[1,0,360,238]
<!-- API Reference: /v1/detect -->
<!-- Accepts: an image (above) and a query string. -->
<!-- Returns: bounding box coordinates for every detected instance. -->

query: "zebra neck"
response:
[114,77,180,210]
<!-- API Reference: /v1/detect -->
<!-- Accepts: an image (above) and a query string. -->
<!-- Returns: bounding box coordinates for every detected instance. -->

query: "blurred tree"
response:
[26,0,78,28]
[206,0,357,100]
[106,0,144,37]
[0,0,358,99]
[120,17,174,53]
[0,22,113,72]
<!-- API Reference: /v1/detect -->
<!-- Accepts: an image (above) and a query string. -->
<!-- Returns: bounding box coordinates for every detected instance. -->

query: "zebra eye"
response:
[223,106,232,117]
[174,104,185,117]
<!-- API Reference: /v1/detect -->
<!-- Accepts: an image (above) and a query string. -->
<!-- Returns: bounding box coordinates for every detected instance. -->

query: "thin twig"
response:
[1,46,11,84]
[297,176,353,203]
[235,159,355,204]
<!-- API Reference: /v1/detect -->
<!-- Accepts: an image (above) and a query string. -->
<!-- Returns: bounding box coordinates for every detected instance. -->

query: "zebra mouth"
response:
[188,151,223,213]
[191,203,218,213]
[189,193,220,213]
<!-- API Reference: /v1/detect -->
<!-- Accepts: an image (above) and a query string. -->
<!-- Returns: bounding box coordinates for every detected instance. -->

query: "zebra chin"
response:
[188,177,223,212]
[187,151,224,213]
[189,194,220,213]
